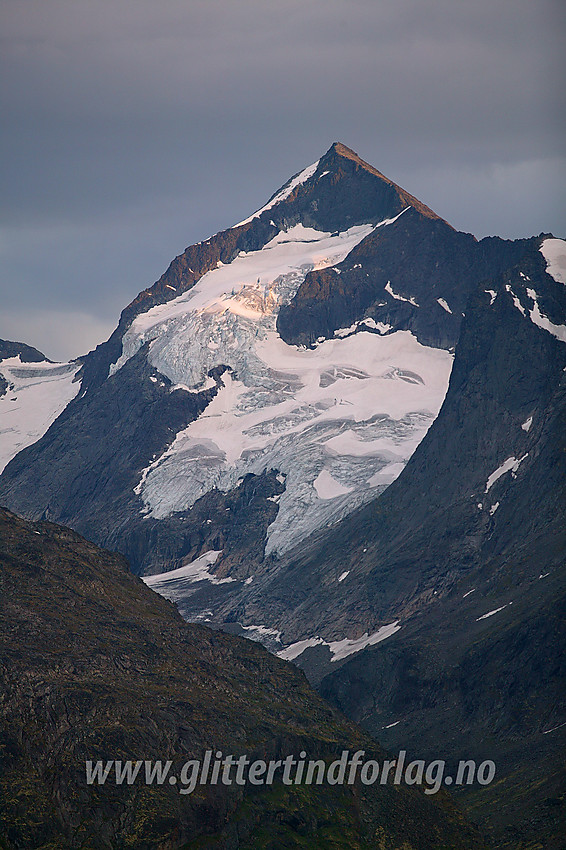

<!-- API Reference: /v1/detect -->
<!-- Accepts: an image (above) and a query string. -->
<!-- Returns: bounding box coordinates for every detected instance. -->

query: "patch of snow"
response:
[328,622,401,661]
[166,284,176,291]
[477,502,483,510]
[540,238,566,284]
[377,207,410,227]
[361,317,391,333]
[437,298,452,314]
[334,322,358,338]
[278,621,400,663]
[245,576,254,584]
[366,462,406,488]
[0,356,81,473]
[385,281,419,306]
[525,287,566,343]
[539,572,550,579]
[476,604,508,621]
[149,376,158,383]
[333,317,392,339]
[314,470,353,500]
[489,501,500,515]
[171,376,217,394]
[338,570,350,582]
[543,721,566,735]
[521,416,533,432]
[505,284,526,316]
[383,720,401,729]
[463,589,475,598]
[242,624,282,640]
[485,454,528,492]
[143,551,234,604]
[485,289,497,305]
[278,637,326,661]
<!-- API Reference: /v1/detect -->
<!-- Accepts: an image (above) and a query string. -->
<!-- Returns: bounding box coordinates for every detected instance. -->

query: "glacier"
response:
[0,356,81,473]
[115,219,453,556]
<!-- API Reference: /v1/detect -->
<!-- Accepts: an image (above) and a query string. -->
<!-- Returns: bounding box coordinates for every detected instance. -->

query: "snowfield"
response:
[525,287,566,343]
[142,551,231,603]
[0,357,81,473]
[114,219,453,555]
[540,237,566,285]
[277,621,401,663]
[485,454,528,493]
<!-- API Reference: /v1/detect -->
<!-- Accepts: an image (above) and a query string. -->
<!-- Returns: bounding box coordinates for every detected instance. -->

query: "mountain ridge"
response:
[327,142,447,223]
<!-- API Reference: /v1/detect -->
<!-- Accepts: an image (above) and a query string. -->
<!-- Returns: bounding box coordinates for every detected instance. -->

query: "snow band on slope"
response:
[277,621,401,663]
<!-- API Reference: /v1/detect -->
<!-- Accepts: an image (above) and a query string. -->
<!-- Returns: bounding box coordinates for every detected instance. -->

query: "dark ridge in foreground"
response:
[0,507,482,849]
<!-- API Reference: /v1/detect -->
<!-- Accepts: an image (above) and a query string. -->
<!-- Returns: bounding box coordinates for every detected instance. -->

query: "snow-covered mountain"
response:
[0,340,80,473]
[1,142,564,846]
[0,143,540,576]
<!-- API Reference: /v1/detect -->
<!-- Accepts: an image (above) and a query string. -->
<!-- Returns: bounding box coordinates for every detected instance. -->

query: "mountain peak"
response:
[328,141,387,175]
[322,141,442,222]
[0,338,49,363]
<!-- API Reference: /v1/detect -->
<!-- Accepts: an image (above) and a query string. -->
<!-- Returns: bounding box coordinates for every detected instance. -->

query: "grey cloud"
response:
[1,0,564,360]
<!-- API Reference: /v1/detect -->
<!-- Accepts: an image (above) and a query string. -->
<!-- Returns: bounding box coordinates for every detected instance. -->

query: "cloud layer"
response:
[1,0,564,359]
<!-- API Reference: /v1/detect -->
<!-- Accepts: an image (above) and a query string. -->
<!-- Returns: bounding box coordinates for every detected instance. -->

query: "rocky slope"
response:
[213,239,566,649]
[0,507,482,849]
[0,338,48,364]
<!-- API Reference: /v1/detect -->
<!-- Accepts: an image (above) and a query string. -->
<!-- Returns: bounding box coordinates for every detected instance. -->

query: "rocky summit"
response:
[1,142,565,847]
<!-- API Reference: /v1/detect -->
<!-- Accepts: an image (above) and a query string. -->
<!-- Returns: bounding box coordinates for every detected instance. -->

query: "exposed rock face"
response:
[319,575,566,850]
[277,208,533,350]
[0,507,482,849]
[216,241,566,646]
[0,338,48,363]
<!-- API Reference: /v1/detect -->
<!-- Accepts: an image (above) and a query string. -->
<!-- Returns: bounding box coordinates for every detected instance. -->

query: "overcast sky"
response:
[1,0,565,360]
